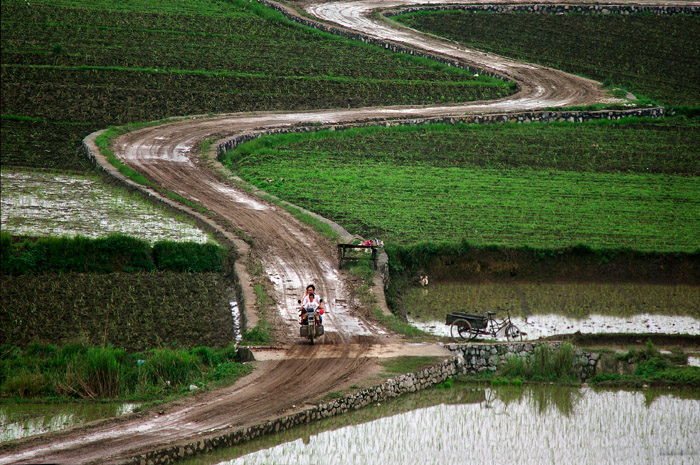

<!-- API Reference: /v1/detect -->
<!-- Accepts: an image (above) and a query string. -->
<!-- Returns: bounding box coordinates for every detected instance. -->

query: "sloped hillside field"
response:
[0,0,510,171]
[395,10,700,105]
[225,118,700,250]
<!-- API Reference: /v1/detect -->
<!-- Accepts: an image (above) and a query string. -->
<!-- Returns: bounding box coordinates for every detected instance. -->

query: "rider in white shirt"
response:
[300,284,324,324]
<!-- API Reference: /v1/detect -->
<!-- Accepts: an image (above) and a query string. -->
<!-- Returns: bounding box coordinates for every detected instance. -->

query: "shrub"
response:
[61,347,131,399]
[240,327,270,345]
[153,241,225,272]
[2,372,46,398]
[140,349,201,388]
[498,343,578,382]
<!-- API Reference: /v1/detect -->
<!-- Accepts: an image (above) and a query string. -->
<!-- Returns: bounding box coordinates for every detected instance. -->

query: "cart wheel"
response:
[505,323,523,342]
[450,319,472,341]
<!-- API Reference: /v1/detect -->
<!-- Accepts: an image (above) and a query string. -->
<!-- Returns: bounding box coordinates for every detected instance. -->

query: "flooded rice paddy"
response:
[405,282,700,339]
[1,169,212,243]
[0,402,138,443]
[181,383,700,465]
[411,313,700,340]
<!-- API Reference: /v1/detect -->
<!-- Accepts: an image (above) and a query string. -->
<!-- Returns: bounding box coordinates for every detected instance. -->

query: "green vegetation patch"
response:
[395,10,700,105]
[380,356,441,375]
[499,343,579,383]
[1,232,226,274]
[0,342,252,400]
[223,119,700,251]
[590,341,700,387]
[1,0,510,171]
[0,271,234,351]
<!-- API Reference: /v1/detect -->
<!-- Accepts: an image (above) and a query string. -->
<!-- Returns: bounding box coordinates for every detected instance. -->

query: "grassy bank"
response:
[0,342,251,401]
[223,118,700,251]
[0,0,510,172]
[394,10,700,106]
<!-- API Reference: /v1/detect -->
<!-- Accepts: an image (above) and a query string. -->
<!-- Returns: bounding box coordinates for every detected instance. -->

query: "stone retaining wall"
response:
[127,357,460,465]
[444,342,600,382]
[216,106,664,156]
[127,342,603,464]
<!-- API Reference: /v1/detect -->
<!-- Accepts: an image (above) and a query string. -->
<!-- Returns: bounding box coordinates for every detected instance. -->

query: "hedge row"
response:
[384,240,700,311]
[0,232,227,274]
[385,240,700,276]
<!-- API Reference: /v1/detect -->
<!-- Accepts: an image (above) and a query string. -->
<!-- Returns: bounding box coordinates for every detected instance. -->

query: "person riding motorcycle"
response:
[300,284,324,325]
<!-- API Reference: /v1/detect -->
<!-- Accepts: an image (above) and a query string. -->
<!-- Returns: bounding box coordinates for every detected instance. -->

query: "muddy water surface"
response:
[182,384,700,465]
[0,402,138,443]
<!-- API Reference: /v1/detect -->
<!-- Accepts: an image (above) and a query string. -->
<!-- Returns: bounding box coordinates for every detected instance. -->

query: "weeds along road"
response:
[2,0,697,464]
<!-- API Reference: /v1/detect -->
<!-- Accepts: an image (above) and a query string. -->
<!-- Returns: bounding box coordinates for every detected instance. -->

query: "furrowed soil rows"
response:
[0,0,508,171]
[0,272,233,351]
[396,11,700,105]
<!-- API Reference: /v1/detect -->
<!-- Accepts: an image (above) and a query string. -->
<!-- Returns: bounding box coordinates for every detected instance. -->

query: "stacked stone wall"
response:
[444,342,600,381]
[216,106,664,156]
[128,342,603,464]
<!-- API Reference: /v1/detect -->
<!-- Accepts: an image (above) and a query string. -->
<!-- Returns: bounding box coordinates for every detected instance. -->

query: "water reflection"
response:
[410,313,700,340]
[197,385,700,465]
[0,402,138,442]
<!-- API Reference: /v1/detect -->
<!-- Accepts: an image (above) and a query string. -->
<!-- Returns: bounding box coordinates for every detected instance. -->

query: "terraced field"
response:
[0,0,509,171]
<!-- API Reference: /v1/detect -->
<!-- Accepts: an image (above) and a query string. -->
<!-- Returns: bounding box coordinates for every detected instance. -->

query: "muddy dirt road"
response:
[2,0,696,463]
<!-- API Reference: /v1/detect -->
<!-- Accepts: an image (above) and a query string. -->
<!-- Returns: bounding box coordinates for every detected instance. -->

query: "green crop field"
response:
[395,10,700,106]
[0,0,510,171]
[225,118,700,252]
[0,271,233,351]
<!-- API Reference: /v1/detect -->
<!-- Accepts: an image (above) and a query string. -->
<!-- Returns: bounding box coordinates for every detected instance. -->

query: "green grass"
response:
[499,343,580,383]
[0,342,253,401]
[590,341,700,387]
[1,0,510,171]
[395,10,700,106]
[223,118,700,251]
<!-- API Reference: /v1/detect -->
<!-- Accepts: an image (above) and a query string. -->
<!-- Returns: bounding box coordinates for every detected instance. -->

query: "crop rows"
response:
[0,271,233,351]
[227,119,700,251]
[0,0,510,171]
[396,11,700,105]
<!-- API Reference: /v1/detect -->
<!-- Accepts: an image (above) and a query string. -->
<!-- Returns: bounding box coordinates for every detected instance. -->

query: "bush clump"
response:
[0,342,251,400]
[499,343,579,383]
[0,232,226,275]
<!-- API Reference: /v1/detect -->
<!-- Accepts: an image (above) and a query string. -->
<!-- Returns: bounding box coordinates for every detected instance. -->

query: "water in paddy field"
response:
[411,313,700,340]
[404,281,700,339]
[0,402,138,442]
[182,384,700,465]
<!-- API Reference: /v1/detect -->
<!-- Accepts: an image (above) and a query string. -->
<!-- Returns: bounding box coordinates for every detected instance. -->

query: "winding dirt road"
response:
[2,1,696,463]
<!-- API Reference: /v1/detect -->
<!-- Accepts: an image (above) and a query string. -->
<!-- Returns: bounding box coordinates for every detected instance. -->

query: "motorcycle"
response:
[298,299,324,344]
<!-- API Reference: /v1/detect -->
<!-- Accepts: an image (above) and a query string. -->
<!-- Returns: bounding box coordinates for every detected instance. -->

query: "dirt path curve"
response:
[3,1,697,463]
